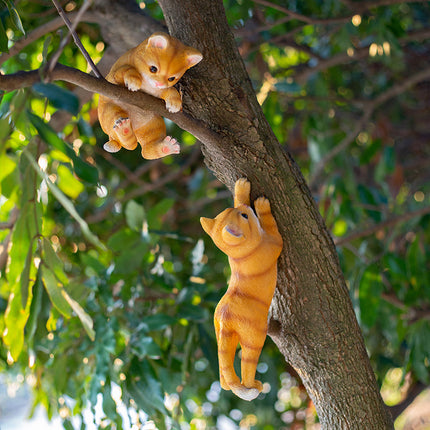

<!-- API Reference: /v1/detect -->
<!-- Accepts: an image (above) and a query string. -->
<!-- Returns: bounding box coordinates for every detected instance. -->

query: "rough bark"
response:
[157,0,394,428]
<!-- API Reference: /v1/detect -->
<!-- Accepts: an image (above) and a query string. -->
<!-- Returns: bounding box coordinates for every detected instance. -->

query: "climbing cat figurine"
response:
[98,32,202,159]
[200,178,283,401]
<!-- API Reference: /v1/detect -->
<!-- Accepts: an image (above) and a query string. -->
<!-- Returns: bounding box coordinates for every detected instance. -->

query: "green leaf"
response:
[3,220,36,359]
[359,268,382,326]
[32,83,79,116]
[61,288,95,340]
[27,111,99,184]
[41,266,72,318]
[147,198,175,230]
[20,242,35,308]
[375,146,395,182]
[3,278,33,360]
[57,164,85,199]
[127,360,167,416]
[25,273,43,346]
[406,237,429,294]
[125,200,146,231]
[131,336,162,358]
[407,320,430,383]
[24,150,106,251]
[0,18,9,53]
[4,0,25,34]
[7,202,40,285]
[102,385,118,422]
[142,314,176,331]
[42,237,69,285]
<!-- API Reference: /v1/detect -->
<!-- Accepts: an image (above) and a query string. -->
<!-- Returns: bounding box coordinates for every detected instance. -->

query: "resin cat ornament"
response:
[200,178,283,401]
[98,32,202,159]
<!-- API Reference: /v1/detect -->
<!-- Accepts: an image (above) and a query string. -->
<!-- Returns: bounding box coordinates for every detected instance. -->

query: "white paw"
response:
[165,98,182,113]
[124,77,141,91]
[161,136,180,155]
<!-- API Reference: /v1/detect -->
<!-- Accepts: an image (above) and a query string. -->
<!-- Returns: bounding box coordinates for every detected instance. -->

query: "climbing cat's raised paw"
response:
[254,196,271,215]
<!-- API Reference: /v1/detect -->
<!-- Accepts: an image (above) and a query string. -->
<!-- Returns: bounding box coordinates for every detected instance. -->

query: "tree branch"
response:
[0,64,222,149]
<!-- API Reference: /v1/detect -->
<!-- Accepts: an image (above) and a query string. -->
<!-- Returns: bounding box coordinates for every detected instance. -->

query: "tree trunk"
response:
[158,0,394,428]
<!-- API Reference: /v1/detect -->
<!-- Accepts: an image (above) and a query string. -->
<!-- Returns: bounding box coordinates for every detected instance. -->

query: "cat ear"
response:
[200,217,215,236]
[148,33,169,49]
[186,49,203,68]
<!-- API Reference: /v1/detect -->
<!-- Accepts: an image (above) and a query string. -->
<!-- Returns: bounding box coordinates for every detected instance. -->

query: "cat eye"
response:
[240,213,248,219]
[168,76,176,82]
[149,66,158,73]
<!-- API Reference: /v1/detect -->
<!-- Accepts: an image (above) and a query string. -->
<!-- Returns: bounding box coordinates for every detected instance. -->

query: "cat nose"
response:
[155,81,164,87]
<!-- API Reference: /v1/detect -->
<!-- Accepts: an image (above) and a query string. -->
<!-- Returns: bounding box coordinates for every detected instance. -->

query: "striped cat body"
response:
[98,32,202,159]
[200,178,283,401]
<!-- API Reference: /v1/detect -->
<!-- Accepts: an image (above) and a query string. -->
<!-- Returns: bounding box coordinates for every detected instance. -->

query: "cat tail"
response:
[229,382,260,401]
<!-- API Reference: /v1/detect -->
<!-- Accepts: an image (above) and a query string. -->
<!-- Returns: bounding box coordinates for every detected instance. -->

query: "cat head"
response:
[137,32,202,90]
[200,204,263,259]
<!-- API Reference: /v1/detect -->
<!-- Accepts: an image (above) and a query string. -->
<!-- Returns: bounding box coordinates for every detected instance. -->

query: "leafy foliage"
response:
[0,0,429,429]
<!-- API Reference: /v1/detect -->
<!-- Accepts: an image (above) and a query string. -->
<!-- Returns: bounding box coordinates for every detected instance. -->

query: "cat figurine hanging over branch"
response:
[200,178,283,401]
[98,32,202,160]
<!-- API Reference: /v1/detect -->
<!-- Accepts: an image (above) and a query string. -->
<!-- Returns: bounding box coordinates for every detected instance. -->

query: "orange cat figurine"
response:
[200,178,283,401]
[98,32,202,159]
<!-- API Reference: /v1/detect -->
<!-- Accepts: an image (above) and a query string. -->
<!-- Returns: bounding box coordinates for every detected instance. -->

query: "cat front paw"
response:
[161,136,180,155]
[165,97,182,113]
[254,196,271,215]
[124,75,142,91]
[235,178,251,196]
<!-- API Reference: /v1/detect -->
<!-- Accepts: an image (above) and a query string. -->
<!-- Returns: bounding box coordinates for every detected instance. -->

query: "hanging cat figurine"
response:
[98,32,202,160]
[200,178,283,401]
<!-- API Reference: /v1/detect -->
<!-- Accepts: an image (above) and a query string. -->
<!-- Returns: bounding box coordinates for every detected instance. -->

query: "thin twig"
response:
[49,0,102,78]
[334,205,430,246]
[251,0,351,24]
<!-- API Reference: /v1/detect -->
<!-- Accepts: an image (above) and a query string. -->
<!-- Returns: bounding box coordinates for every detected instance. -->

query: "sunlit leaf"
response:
[61,288,95,340]
[57,164,85,199]
[24,150,106,250]
[42,237,69,285]
[3,277,33,360]
[4,0,25,35]
[27,111,99,184]
[41,266,72,318]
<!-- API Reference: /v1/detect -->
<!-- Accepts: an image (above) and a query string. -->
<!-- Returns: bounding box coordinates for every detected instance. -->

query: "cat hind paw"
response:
[113,117,131,136]
[103,140,122,153]
[161,136,180,155]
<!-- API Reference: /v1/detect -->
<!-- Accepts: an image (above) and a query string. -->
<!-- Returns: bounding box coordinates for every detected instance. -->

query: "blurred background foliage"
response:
[0,0,429,429]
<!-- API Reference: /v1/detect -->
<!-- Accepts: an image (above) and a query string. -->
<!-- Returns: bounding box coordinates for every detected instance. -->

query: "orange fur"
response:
[200,178,283,401]
[98,32,202,159]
